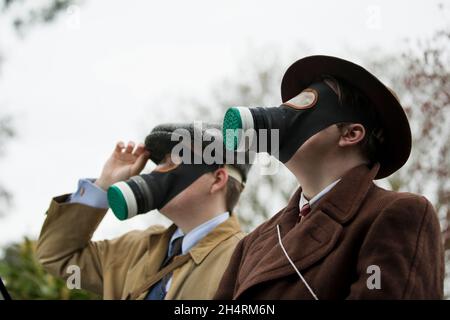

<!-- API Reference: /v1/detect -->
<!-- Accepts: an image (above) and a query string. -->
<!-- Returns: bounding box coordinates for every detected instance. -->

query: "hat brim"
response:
[281,55,411,179]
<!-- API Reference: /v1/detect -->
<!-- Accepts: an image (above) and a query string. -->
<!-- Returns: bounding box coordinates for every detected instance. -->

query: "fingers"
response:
[125,141,135,154]
[115,141,150,157]
[115,141,125,153]
[117,141,136,154]
[132,143,147,157]
[130,143,150,175]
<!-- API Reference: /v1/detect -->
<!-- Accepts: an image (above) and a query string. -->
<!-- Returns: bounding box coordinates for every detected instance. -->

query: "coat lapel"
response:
[189,215,242,264]
[235,163,380,298]
[235,208,343,298]
[144,224,177,276]
[122,224,177,299]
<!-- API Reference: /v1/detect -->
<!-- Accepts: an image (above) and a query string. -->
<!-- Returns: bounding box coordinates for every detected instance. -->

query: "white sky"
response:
[0,0,447,247]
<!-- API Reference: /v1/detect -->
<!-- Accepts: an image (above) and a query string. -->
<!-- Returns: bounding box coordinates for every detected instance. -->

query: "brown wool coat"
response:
[215,164,444,299]
[36,195,244,299]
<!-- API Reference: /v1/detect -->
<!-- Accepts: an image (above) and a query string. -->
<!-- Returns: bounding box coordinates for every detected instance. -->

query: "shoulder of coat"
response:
[143,224,168,235]
[231,231,246,241]
[370,184,431,210]
[367,185,436,222]
[113,224,168,244]
[208,231,246,255]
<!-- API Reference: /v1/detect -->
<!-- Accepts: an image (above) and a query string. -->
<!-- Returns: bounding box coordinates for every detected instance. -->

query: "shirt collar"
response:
[169,212,230,255]
[299,179,341,210]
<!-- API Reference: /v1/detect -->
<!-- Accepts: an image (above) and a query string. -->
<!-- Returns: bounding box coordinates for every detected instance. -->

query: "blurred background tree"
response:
[0,0,88,300]
[0,238,98,299]
[0,0,77,215]
[0,115,14,217]
[372,25,450,292]
[1,0,77,35]
[375,27,450,249]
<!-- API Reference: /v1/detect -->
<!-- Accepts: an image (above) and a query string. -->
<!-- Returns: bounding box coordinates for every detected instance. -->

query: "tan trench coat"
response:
[36,194,244,299]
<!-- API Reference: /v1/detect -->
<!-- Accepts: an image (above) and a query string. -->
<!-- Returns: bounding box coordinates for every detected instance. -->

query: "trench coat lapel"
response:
[235,163,380,298]
[144,224,177,276]
[121,224,177,299]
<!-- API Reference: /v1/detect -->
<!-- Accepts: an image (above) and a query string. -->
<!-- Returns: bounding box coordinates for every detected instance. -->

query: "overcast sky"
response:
[0,0,447,247]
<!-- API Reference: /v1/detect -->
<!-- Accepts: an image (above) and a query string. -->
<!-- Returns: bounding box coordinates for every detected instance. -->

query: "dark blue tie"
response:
[146,236,184,300]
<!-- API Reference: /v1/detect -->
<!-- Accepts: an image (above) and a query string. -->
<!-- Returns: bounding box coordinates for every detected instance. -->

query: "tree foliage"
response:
[1,0,77,34]
[0,238,99,299]
[0,116,14,216]
[0,0,88,299]
[0,0,77,215]
[367,27,450,251]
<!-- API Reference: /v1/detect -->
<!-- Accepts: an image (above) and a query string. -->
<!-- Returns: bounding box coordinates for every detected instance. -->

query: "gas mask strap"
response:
[276,224,319,300]
[224,165,244,187]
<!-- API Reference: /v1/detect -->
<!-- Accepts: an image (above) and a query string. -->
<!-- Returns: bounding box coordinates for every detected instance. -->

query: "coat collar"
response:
[289,162,380,224]
[189,215,242,264]
[234,163,379,299]
[145,215,242,266]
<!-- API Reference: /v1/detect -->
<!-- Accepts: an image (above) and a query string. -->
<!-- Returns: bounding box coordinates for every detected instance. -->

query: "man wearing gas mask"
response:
[36,122,251,300]
[215,55,444,299]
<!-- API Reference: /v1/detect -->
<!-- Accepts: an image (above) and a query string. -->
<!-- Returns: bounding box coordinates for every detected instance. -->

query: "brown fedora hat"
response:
[281,55,411,179]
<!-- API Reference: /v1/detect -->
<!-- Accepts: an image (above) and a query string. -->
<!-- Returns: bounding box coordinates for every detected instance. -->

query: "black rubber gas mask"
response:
[222,81,373,163]
[107,158,218,221]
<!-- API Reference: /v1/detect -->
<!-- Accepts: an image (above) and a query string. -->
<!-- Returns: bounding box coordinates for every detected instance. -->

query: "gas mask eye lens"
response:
[283,88,318,110]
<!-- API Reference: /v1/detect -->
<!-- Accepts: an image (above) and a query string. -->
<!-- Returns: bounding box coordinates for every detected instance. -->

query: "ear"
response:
[209,167,228,194]
[338,123,366,147]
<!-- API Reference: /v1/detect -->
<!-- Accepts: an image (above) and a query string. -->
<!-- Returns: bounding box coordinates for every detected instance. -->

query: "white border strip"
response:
[114,181,138,219]
[235,107,254,151]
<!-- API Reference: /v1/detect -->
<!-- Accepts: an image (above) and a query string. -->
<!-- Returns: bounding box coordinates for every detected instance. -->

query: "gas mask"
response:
[107,161,219,221]
[222,81,373,163]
